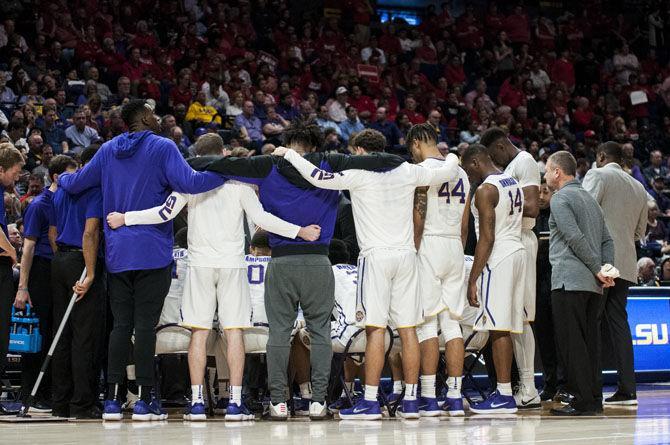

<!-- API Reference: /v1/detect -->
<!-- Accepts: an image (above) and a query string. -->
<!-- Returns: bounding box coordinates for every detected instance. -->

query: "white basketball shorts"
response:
[417,236,466,318]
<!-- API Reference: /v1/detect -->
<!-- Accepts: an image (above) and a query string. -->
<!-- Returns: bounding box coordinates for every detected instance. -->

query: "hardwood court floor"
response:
[1,387,669,445]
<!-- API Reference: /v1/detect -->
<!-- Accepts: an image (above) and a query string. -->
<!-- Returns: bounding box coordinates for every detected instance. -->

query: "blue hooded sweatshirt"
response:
[59,131,224,273]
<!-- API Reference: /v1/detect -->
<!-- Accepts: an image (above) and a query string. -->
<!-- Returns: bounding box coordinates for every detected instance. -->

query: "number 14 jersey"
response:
[472,173,525,267]
[420,158,470,238]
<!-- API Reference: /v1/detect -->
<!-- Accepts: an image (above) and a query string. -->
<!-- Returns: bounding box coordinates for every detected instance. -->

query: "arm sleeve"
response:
[412,153,460,186]
[58,149,103,194]
[124,192,189,226]
[550,195,602,274]
[237,184,301,239]
[635,195,649,241]
[285,149,364,190]
[582,170,604,204]
[601,219,615,265]
[325,151,405,172]
[163,141,226,194]
[190,154,273,186]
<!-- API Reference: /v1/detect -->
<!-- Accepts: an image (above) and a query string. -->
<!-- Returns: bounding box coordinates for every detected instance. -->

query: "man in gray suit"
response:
[546,151,615,416]
[583,142,647,406]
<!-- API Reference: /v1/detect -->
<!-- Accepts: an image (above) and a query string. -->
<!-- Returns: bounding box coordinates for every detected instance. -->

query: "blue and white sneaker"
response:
[442,397,465,416]
[225,402,255,421]
[293,398,311,416]
[183,402,207,421]
[386,392,402,404]
[214,398,228,415]
[328,396,352,412]
[102,399,123,421]
[470,391,517,414]
[397,399,420,419]
[132,398,168,421]
[339,399,382,420]
[418,397,443,417]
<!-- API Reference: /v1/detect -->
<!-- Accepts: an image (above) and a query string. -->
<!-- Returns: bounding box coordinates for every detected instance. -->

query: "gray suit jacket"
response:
[549,180,615,294]
[582,162,648,283]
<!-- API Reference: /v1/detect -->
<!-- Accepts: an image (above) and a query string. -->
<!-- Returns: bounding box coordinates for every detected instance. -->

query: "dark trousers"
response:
[0,258,14,377]
[107,266,172,387]
[534,270,565,392]
[51,251,103,414]
[599,278,636,395]
[552,288,601,412]
[21,256,53,401]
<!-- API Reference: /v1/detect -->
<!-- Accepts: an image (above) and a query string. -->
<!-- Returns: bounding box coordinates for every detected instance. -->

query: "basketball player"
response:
[481,127,541,408]
[106,133,321,421]
[409,124,471,417]
[460,144,526,414]
[274,128,460,420]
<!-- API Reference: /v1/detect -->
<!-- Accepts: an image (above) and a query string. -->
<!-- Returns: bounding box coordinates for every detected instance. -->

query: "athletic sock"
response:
[513,325,536,391]
[404,383,418,401]
[364,385,378,402]
[420,375,436,398]
[446,376,462,399]
[230,386,242,406]
[191,385,204,405]
[498,382,513,396]
[299,382,312,400]
[108,383,120,402]
[138,385,152,403]
[392,380,404,394]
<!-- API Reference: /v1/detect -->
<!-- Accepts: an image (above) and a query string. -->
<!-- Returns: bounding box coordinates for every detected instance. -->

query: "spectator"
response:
[275,93,300,122]
[39,107,68,154]
[576,158,590,182]
[169,69,193,109]
[339,106,365,145]
[551,50,575,93]
[18,174,44,205]
[649,176,670,214]
[24,134,47,172]
[235,101,263,146]
[186,90,222,126]
[426,110,449,144]
[328,87,349,123]
[65,108,101,155]
[459,120,480,144]
[262,106,290,142]
[613,44,639,86]
[660,257,670,282]
[86,67,112,104]
[348,85,375,122]
[368,107,403,152]
[315,105,341,136]
[642,150,667,185]
[170,126,190,158]
[110,76,133,106]
[32,145,53,185]
[400,96,425,125]
[464,79,495,110]
[636,257,659,286]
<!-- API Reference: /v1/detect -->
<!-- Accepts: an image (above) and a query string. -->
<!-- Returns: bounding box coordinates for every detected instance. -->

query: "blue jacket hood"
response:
[111,131,152,159]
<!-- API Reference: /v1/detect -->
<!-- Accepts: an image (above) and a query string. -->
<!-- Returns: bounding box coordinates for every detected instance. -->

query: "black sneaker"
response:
[52,407,71,418]
[554,390,574,405]
[72,405,103,419]
[29,400,52,413]
[603,392,637,406]
[539,388,557,401]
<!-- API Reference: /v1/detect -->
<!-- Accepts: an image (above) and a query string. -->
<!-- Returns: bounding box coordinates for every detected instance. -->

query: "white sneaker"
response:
[514,383,541,409]
[269,402,288,420]
[309,401,328,419]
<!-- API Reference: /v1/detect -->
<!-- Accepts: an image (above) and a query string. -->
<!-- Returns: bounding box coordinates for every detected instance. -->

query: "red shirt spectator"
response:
[572,98,594,131]
[455,12,484,50]
[498,77,525,109]
[170,70,193,108]
[444,56,466,87]
[378,28,401,55]
[122,47,148,82]
[348,85,376,120]
[484,4,505,39]
[76,26,101,63]
[400,96,425,124]
[504,6,531,44]
[551,52,576,90]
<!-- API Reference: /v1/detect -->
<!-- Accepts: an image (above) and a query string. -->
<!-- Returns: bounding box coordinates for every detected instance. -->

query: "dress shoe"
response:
[551,405,594,416]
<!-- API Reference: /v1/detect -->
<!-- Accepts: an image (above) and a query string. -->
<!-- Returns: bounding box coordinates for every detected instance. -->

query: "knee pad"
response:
[439,313,463,343]
[416,316,438,343]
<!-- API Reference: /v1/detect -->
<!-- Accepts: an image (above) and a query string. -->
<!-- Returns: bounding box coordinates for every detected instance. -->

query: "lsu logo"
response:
[355,311,365,322]
[632,324,668,345]
[158,195,179,221]
[310,169,342,181]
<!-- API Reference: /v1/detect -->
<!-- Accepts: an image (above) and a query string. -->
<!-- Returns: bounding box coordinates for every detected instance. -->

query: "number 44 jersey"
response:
[420,158,470,238]
[472,173,525,268]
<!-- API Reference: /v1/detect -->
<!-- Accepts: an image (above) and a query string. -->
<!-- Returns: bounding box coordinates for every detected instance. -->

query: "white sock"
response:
[340,381,354,398]
[393,380,404,394]
[364,385,378,402]
[229,386,242,406]
[446,376,462,399]
[512,324,536,387]
[404,383,418,401]
[498,382,513,396]
[191,385,204,404]
[420,375,436,398]
[299,382,312,400]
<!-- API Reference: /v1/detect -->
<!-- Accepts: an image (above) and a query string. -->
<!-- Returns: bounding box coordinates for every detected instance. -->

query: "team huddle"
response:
[97,109,542,421]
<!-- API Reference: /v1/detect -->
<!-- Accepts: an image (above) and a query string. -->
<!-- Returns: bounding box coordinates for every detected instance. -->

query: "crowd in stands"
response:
[1,0,670,282]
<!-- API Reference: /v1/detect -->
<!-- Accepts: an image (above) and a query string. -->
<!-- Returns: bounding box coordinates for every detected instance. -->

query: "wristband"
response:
[18,288,28,292]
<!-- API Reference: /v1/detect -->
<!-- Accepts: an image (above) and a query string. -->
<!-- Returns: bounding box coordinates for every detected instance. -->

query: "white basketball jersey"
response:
[245,255,270,326]
[332,264,358,339]
[420,158,471,238]
[472,173,524,267]
[159,248,188,327]
[504,150,541,230]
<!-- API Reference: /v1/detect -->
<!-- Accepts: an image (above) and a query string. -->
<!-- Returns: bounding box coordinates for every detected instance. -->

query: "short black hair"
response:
[48,155,77,180]
[596,141,623,163]
[175,227,188,249]
[251,230,270,249]
[329,239,350,265]
[121,99,149,126]
[283,120,324,151]
[80,145,100,165]
[480,127,507,148]
[405,123,438,148]
[352,129,386,152]
[461,143,490,164]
